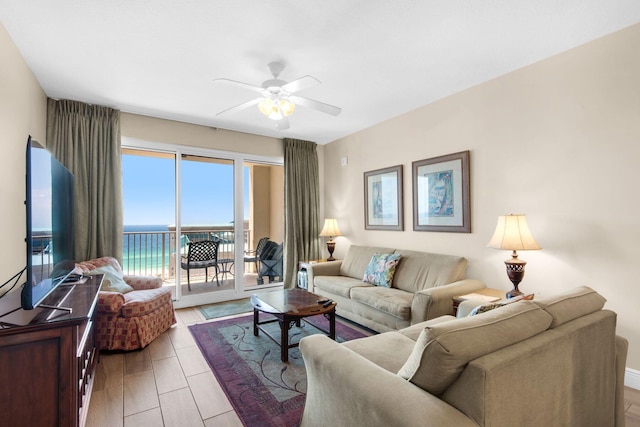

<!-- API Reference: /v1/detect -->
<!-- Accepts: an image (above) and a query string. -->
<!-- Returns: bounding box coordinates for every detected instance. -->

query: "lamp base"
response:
[326,240,336,261]
[504,252,526,299]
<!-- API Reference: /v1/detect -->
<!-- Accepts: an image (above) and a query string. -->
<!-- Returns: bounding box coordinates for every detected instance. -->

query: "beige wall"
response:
[0,23,47,292]
[249,164,285,246]
[252,165,272,244]
[323,23,640,370]
[269,166,284,243]
[121,112,283,158]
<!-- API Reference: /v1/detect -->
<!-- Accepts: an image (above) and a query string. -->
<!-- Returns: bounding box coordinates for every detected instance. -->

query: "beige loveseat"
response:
[300,286,628,427]
[306,245,485,332]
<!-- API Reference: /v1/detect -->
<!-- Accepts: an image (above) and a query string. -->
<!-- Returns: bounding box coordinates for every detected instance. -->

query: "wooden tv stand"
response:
[0,274,102,427]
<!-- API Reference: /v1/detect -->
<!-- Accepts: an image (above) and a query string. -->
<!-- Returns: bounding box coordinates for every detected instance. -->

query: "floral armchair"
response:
[75,257,176,351]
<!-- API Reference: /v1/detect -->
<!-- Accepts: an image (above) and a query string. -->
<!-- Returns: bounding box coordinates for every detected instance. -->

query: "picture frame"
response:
[364,165,403,231]
[412,150,470,233]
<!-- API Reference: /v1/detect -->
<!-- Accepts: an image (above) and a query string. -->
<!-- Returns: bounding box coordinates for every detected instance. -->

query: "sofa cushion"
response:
[339,245,397,280]
[124,275,162,290]
[343,332,416,373]
[363,253,402,287]
[534,286,606,328]
[314,275,372,298]
[399,315,457,341]
[397,300,553,395]
[350,286,413,320]
[392,250,467,293]
[121,287,173,318]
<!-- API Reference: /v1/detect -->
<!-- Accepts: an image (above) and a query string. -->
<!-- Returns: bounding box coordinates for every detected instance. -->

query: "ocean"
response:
[122,225,172,277]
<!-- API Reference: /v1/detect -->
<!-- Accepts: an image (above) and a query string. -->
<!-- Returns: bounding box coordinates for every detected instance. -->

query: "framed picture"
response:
[412,150,470,233]
[364,165,403,231]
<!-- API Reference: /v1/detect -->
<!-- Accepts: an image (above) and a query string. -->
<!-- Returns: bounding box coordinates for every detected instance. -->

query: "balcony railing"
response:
[122,225,251,279]
[31,226,251,280]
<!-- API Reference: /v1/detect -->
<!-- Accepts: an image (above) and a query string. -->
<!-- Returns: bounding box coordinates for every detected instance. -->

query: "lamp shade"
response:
[487,214,541,251]
[319,219,342,237]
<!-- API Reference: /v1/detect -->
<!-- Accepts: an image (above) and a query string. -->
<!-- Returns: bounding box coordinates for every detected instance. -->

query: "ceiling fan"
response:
[214,62,342,130]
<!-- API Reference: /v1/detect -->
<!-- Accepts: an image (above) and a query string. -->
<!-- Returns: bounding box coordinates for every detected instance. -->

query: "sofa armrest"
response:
[305,261,342,292]
[615,335,629,427]
[97,291,125,313]
[411,279,486,324]
[299,334,476,427]
[123,275,163,290]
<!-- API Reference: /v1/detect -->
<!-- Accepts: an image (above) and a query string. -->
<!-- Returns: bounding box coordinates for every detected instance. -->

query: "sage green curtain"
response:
[46,98,123,263]
[283,138,322,288]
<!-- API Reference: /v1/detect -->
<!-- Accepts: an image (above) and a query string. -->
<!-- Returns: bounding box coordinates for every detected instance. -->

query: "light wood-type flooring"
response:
[87,307,242,427]
[86,306,640,426]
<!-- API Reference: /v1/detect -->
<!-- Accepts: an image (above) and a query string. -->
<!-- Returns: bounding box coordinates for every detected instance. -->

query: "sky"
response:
[122,153,249,227]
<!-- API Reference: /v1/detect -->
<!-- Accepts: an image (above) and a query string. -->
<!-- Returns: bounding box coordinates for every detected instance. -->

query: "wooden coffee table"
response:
[251,288,336,362]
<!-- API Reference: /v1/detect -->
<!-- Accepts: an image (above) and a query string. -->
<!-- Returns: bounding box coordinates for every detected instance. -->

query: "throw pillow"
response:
[362,253,401,287]
[88,265,134,294]
[468,293,534,316]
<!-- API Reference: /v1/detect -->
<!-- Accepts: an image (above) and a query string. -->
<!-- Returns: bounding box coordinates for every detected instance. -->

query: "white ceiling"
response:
[2,1,640,144]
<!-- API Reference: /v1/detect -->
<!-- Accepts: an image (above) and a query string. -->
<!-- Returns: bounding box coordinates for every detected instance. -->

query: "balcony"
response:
[31,224,264,292]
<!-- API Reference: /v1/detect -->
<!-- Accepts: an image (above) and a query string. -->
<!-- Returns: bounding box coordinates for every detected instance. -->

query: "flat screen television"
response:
[21,136,76,310]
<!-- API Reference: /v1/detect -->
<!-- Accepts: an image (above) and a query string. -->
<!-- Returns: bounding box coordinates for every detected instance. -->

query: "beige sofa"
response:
[300,286,628,427]
[306,245,485,332]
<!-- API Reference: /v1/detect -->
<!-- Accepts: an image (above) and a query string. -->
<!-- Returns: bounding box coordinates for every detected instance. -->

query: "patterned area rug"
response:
[188,314,369,426]
[198,298,253,320]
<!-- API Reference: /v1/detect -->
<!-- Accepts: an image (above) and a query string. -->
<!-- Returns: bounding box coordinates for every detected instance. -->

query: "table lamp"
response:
[319,219,342,261]
[487,214,541,298]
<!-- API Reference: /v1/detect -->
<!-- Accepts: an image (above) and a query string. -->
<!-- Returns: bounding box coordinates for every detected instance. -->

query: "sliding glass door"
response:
[121,141,283,308]
[121,149,176,287]
[178,154,236,297]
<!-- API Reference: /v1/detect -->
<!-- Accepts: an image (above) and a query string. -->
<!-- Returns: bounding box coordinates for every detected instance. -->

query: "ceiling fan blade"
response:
[282,75,321,93]
[276,117,290,130]
[290,95,342,116]
[213,78,264,94]
[216,98,260,116]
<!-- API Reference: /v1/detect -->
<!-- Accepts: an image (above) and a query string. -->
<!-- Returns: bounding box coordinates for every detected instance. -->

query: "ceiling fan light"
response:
[258,98,275,116]
[268,109,283,120]
[258,98,283,120]
[280,99,295,116]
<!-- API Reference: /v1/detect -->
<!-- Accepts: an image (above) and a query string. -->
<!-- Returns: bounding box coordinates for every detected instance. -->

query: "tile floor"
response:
[627,386,640,427]
[86,306,640,427]
[86,306,243,427]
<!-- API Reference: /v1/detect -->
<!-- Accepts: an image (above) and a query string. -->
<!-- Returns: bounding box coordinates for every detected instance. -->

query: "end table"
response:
[452,288,505,316]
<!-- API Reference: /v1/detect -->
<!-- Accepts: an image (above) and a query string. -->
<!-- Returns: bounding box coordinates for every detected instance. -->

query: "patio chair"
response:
[257,240,283,285]
[244,236,269,273]
[181,239,221,290]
